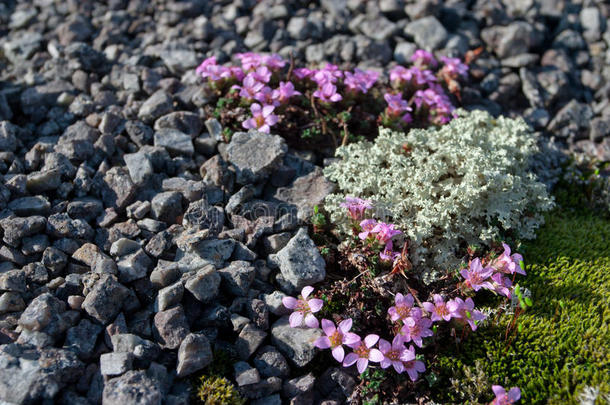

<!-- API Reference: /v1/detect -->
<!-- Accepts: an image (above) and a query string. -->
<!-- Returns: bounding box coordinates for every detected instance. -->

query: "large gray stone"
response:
[226,131,287,184]
[269,228,326,293]
[102,370,162,405]
[184,265,221,303]
[270,317,321,367]
[82,274,130,324]
[0,343,84,404]
[154,129,194,156]
[218,261,256,296]
[153,306,189,349]
[176,333,213,377]
[404,16,447,50]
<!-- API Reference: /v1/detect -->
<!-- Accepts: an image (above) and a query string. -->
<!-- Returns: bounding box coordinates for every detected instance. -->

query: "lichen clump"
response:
[195,375,245,405]
[324,109,554,276]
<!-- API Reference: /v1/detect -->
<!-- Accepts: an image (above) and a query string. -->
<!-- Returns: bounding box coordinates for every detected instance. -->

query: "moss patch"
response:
[433,209,610,404]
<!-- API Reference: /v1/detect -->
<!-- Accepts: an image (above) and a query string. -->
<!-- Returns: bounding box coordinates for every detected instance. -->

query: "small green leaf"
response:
[524,297,533,307]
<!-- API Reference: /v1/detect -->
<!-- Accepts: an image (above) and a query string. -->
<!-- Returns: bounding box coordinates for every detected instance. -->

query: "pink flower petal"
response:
[378,339,391,353]
[321,319,336,336]
[289,311,303,328]
[380,358,391,369]
[338,318,352,333]
[259,124,270,133]
[262,105,275,117]
[282,296,297,309]
[314,336,331,349]
[308,298,324,313]
[491,385,505,397]
[364,334,379,348]
[331,346,345,363]
[356,358,369,374]
[304,313,319,329]
[343,353,358,367]
[392,361,405,374]
[301,286,314,299]
[368,348,384,363]
[508,387,521,401]
[343,332,361,345]
[250,103,262,114]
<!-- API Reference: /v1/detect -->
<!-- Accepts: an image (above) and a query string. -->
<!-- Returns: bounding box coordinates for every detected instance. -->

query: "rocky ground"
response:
[0,0,609,404]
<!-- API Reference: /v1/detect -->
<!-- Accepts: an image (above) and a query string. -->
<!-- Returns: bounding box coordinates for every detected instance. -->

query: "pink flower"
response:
[422,294,452,322]
[282,286,324,328]
[411,50,437,67]
[384,93,411,116]
[388,293,415,323]
[389,66,411,82]
[313,82,342,102]
[242,103,279,134]
[379,241,400,262]
[401,345,425,381]
[491,385,521,404]
[196,56,217,76]
[344,69,379,94]
[262,54,286,70]
[460,258,494,291]
[400,314,433,347]
[230,66,245,81]
[440,56,468,78]
[312,63,343,85]
[340,196,373,221]
[233,74,265,100]
[253,86,277,106]
[271,81,301,104]
[491,243,525,276]
[196,57,236,81]
[447,297,486,331]
[235,52,263,71]
[358,219,378,240]
[314,319,360,362]
[293,68,314,79]
[491,272,512,298]
[378,335,410,373]
[343,334,384,374]
[371,222,402,244]
[252,66,272,83]
[408,67,438,86]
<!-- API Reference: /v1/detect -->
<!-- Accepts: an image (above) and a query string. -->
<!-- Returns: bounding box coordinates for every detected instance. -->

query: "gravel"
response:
[0,0,608,402]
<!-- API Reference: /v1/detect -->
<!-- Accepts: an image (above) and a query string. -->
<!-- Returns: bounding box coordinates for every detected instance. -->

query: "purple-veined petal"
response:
[331,346,345,363]
[250,103,262,114]
[282,296,297,309]
[304,313,319,329]
[356,358,369,374]
[314,336,331,349]
[392,361,405,374]
[289,311,303,328]
[321,319,336,336]
[262,105,275,117]
[343,353,358,367]
[301,286,314,299]
[368,348,384,363]
[308,298,324,313]
[378,339,391,353]
[338,318,352,333]
[364,334,379,348]
[343,332,361,345]
[380,358,391,369]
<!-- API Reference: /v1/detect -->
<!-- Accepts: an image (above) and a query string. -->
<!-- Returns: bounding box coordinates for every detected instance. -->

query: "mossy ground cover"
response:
[433,206,610,404]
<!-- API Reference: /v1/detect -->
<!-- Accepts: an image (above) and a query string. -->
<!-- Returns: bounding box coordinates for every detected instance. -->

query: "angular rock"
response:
[103,371,162,405]
[64,319,102,360]
[218,261,256,296]
[100,352,134,376]
[153,306,189,349]
[7,196,51,216]
[82,274,130,324]
[226,131,288,184]
[269,228,326,293]
[0,343,84,404]
[157,281,184,311]
[184,265,221,303]
[154,129,194,156]
[271,316,321,367]
[254,346,290,378]
[116,249,153,283]
[102,167,137,211]
[124,152,154,185]
[235,323,268,360]
[404,16,447,50]
[138,90,173,124]
[151,191,183,224]
[176,333,213,377]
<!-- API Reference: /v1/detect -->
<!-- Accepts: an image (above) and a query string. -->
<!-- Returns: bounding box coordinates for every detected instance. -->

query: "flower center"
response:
[296,300,310,313]
[397,305,412,319]
[255,115,265,128]
[329,330,343,347]
[386,349,400,361]
[436,304,448,317]
[353,343,370,359]
[410,323,421,336]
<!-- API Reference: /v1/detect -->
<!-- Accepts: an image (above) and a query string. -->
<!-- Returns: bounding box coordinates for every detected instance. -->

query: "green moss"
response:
[194,375,245,405]
[434,209,610,404]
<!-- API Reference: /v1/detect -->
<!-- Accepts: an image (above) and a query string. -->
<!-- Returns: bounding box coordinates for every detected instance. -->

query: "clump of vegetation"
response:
[433,207,610,404]
[193,375,245,405]
[324,110,554,280]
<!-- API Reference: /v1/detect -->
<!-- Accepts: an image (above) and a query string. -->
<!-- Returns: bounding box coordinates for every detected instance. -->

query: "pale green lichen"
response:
[324,110,554,278]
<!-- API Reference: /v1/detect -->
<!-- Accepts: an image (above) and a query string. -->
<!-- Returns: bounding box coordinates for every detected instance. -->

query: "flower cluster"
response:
[283,286,426,379]
[492,385,521,404]
[461,244,525,298]
[383,50,468,126]
[196,51,468,145]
